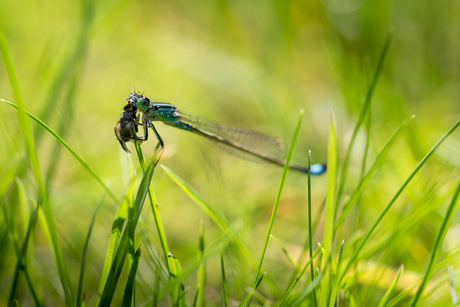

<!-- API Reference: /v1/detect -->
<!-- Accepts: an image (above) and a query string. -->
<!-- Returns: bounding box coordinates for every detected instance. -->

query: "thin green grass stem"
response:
[336,30,394,205]
[377,265,404,307]
[320,113,338,304]
[271,234,298,270]
[155,234,232,301]
[248,109,305,303]
[77,193,105,307]
[135,142,170,270]
[99,160,155,306]
[44,1,94,188]
[122,246,141,307]
[335,115,415,230]
[7,200,42,306]
[279,248,322,306]
[96,186,132,304]
[447,265,457,305]
[410,180,460,306]
[1,29,74,306]
[340,120,460,282]
[307,151,317,306]
[162,166,258,271]
[220,248,229,307]
[386,247,460,306]
[196,220,206,307]
[1,99,118,203]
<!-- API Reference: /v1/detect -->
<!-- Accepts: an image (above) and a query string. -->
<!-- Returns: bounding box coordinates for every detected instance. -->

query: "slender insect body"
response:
[116,92,327,175]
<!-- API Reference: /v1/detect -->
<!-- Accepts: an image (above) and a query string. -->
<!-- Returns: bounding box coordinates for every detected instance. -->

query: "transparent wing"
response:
[177,110,287,162]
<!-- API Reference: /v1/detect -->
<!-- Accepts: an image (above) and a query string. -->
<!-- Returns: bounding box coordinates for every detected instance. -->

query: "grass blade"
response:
[162,167,229,232]
[291,274,322,307]
[340,120,460,282]
[168,252,186,306]
[220,248,229,307]
[5,198,42,306]
[410,180,460,306]
[1,99,118,203]
[35,0,93,142]
[1,28,73,306]
[43,1,94,187]
[122,246,141,307]
[77,193,105,307]
[271,234,298,271]
[135,143,170,272]
[96,188,131,303]
[196,220,206,307]
[279,248,322,306]
[320,112,338,304]
[306,150,318,306]
[447,265,458,305]
[2,180,42,306]
[156,234,232,302]
[162,166,258,270]
[99,160,155,305]
[378,265,404,307]
[337,30,394,203]
[251,109,305,292]
[335,115,415,230]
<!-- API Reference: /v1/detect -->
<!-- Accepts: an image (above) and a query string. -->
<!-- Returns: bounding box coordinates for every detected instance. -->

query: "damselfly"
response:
[116,93,326,175]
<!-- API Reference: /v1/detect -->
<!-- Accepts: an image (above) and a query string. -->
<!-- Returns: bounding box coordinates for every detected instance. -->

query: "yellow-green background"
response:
[1,0,459,305]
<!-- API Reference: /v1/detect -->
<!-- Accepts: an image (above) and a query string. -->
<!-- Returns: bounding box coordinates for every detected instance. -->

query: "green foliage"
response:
[1,0,459,306]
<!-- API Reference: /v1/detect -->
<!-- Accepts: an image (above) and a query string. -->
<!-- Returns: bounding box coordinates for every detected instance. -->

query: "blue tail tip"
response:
[311,163,327,175]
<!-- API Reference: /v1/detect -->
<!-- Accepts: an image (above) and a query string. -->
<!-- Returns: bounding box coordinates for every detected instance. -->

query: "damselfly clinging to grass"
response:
[115,92,326,175]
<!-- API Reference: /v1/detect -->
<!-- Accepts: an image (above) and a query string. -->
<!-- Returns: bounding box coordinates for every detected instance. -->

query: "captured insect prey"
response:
[114,105,148,153]
[115,92,326,175]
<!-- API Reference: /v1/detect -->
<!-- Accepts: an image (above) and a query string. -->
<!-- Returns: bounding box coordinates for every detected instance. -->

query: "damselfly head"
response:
[126,92,141,105]
[125,92,151,111]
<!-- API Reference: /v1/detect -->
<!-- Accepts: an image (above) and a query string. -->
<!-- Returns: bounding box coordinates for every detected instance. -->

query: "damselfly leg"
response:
[143,113,164,167]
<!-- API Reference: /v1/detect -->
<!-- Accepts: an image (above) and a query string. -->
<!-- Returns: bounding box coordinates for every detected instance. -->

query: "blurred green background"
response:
[1,0,459,305]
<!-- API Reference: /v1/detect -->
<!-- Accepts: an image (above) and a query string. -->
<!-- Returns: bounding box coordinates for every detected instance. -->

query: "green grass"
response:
[1,1,460,306]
